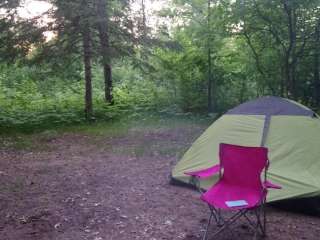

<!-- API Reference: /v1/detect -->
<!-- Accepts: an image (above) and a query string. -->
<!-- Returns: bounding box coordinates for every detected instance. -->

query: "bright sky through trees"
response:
[19,0,166,24]
[18,0,167,39]
[18,0,52,18]
[18,0,54,40]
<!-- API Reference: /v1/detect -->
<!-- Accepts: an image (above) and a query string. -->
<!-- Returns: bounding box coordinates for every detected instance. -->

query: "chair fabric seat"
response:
[201,181,266,210]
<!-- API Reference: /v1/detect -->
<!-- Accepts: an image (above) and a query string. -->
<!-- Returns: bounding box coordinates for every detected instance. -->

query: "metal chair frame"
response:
[190,163,269,240]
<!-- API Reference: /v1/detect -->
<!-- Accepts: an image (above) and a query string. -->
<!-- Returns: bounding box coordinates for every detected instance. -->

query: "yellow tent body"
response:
[172,96,320,202]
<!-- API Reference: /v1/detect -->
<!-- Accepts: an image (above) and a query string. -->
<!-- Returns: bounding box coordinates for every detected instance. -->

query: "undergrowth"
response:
[0,113,213,151]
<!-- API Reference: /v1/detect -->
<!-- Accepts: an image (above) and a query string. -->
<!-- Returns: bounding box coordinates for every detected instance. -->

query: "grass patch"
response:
[109,140,188,158]
[0,113,214,151]
[61,119,130,137]
[157,145,187,158]
[0,135,37,151]
[59,112,213,137]
[0,135,54,151]
[0,129,59,151]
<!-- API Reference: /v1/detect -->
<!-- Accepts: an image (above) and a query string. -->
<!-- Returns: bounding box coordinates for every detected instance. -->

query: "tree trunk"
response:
[280,61,285,97]
[103,63,112,104]
[96,0,113,104]
[207,0,213,113]
[207,47,213,112]
[82,24,93,120]
[314,18,320,107]
[283,0,297,98]
[141,0,147,37]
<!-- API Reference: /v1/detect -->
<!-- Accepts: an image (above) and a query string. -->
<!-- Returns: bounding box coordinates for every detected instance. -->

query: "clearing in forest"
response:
[0,116,319,240]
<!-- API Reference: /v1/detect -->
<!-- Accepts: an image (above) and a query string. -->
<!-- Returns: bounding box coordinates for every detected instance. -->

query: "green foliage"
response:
[0,62,174,132]
[151,0,320,112]
[1,0,320,133]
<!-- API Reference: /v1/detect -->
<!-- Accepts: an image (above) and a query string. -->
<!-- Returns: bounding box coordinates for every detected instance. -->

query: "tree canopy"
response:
[0,0,319,129]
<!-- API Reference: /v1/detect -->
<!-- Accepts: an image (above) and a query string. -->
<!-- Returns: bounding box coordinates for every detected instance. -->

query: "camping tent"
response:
[171,96,320,202]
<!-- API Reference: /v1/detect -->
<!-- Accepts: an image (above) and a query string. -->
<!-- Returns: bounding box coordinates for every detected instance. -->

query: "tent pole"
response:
[261,115,271,146]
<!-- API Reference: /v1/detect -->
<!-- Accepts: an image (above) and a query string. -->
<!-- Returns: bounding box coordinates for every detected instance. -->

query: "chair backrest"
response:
[219,143,268,190]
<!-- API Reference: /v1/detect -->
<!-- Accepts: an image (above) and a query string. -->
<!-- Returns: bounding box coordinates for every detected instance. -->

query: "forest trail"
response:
[0,118,320,240]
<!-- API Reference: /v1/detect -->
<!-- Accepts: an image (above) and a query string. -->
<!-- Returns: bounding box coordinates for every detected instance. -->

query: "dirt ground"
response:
[1,118,320,240]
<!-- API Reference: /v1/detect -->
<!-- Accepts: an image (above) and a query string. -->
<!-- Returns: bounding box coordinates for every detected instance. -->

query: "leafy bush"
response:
[0,63,175,132]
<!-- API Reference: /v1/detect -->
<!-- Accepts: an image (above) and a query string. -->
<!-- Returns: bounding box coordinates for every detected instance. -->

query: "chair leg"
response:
[203,211,214,240]
[242,207,267,239]
[216,208,223,227]
[256,203,266,237]
[253,230,258,240]
[261,204,267,238]
[208,206,223,226]
[255,204,267,238]
[202,206,267,240]
[210,210,246,238]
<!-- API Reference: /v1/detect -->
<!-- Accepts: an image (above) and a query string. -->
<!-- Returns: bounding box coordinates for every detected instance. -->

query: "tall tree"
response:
[95,0,113,104]
[313,17,320,106]
[233,0,319,99]
[82,18,93,119]
[45,0,96,120]
[37,0,133,117]
[207,0,213,112]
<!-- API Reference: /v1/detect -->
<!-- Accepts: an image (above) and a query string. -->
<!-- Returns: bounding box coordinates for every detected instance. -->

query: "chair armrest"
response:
[184,164,221,179]
[263,180,282,189]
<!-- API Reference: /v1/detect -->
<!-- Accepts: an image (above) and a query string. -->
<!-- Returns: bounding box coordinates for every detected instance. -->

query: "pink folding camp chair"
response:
[185,143,281,239]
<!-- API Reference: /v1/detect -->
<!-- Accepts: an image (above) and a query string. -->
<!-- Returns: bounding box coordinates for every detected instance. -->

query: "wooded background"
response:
[0,0,319,130]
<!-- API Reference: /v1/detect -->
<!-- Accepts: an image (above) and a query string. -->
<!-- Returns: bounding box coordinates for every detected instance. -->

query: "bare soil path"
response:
[0,117,320,240]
